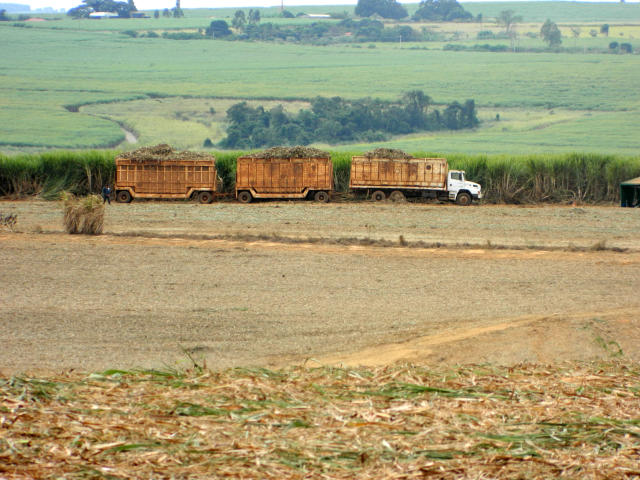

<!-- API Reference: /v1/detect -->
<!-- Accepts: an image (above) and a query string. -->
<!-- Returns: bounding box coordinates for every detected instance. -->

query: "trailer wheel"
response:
[371,190,386,202]
[116,190,132,203]
[198,191,213,204]
[389,190,406,202]
[314,191,330,203]
[456,192,472,206]
[238,191,252,204]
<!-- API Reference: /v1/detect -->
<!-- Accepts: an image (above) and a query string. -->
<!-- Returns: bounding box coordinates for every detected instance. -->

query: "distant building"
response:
[89,11,119,18]
[303,14,331,19]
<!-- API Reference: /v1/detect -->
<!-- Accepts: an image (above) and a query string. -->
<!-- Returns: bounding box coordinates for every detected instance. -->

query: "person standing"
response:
[102,184,112,204]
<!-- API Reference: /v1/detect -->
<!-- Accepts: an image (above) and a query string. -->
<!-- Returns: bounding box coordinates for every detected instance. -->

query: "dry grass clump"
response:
[0,212,17,231]
[246,146,330,159]
[117,144,215,163]
[363,148,414,160]
[1,362,639,479]
[61,192,105,235]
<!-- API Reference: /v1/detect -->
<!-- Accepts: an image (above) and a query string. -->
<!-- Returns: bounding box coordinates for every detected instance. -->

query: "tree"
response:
[620,42,633,53]
[206,20,231,38]
[355,0,408,20]
[248,9,260,24]
[412,0,472,22]
[541,19,562,47]
[403,90,431,128]
[0,9,10,21]
[570,26,581,46]
[600,24,609,36]
[497,9,522,34]
[162,8,170,17]
[232,10,246,29]
[67,0,137,18]
[153,9,159,18]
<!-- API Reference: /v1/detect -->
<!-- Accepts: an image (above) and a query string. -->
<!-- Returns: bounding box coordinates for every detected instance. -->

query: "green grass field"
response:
[1,2,640,155]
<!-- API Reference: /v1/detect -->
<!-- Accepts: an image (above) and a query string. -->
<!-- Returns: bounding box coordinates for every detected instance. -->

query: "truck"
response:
[115,145,222,204]
[235,147,333,203]
[349,155,482,205]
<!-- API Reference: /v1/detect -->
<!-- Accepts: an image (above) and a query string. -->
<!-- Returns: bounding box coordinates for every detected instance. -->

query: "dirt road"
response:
[1,200,639,374]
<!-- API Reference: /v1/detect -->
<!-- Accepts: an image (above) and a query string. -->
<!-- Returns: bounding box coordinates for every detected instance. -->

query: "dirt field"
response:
[1,200,639,375]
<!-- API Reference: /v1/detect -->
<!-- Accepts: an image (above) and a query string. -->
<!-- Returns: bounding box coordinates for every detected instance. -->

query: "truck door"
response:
[448,171,464,193]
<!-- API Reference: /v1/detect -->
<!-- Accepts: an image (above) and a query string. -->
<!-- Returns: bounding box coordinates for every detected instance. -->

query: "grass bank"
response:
[1,150,639,204]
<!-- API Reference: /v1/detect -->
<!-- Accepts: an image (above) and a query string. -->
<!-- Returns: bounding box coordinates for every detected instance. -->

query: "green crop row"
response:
[2,150,639,204]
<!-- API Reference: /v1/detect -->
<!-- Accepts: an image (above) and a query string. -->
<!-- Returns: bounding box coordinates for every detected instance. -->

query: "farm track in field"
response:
[0,201,639,375]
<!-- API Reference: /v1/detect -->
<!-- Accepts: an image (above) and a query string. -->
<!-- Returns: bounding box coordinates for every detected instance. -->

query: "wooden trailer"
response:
[115,151,221,204]
[235,156,333,203]
[350,156,448,200]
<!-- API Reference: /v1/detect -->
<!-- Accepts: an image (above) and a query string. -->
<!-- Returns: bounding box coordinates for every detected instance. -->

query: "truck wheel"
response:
[314,191,330,203]
[198,191,213,204]
[116,190,132,203]
[238,191,252,204]
[371,190,386,202]
[456,192,472,206]
[389,190,405,202]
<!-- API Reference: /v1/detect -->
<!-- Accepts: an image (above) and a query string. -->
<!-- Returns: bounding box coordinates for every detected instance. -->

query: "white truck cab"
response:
[447,170,482,205]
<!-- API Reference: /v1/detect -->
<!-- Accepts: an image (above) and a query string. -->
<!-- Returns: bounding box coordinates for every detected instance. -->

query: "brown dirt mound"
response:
[363,148,414,160]
[246,146,330,159]
[118,144,215,163]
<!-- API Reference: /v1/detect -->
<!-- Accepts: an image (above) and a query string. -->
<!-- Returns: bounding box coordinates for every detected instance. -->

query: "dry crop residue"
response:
[245,145,330,159]
[1,362,639,479]
[117,143,215,162]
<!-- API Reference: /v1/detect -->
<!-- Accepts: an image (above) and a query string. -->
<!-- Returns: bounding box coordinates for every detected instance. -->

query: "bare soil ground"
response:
[1,200,639,375]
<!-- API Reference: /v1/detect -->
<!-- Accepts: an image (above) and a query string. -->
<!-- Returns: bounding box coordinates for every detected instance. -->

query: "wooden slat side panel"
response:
[349,157,448,189]
[114,158,217,196]
[236,157,332,194]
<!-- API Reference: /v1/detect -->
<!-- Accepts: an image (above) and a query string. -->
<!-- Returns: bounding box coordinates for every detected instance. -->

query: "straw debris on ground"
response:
[363,148,414,160]
[246,146,330,159]
[1,362,639,479]
[60,192,104,234]
[0,213,17,231]
[117,144,215,163]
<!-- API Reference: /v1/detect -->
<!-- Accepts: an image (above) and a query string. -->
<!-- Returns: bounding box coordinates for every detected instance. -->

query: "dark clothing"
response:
[102,186,111,204]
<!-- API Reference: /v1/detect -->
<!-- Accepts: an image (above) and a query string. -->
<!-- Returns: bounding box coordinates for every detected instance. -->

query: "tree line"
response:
[219,92,478,149]
[356,0,473,21]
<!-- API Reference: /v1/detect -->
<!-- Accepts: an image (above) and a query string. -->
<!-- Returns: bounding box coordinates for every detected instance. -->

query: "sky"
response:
[26,0,638,13]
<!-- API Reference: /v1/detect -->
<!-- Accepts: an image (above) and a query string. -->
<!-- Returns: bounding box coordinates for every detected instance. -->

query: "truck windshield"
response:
[450,172,462,181]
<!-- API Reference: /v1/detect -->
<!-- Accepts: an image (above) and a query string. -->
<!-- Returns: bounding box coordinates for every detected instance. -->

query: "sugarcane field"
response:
[3,0,640,474]
[2,147,640,479]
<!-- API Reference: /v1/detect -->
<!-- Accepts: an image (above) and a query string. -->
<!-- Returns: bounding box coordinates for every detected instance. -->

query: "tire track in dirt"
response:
[2,232,639,264]
[311,307,640,367]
